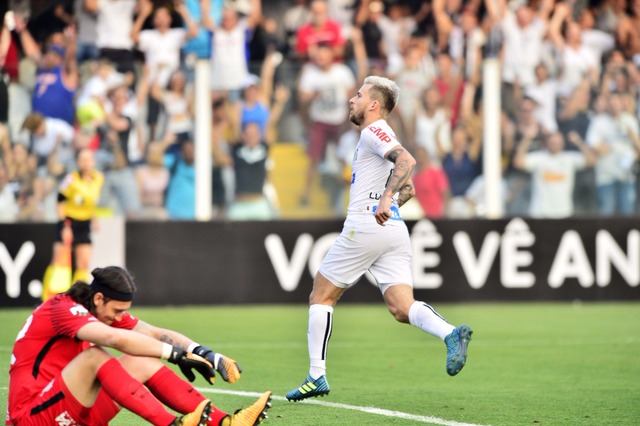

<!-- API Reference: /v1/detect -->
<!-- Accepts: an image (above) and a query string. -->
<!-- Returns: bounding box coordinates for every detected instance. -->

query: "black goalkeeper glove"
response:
[192,345,243,383]
[167,345,216,384]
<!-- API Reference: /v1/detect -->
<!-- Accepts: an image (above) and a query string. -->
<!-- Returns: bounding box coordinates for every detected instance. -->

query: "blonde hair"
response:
[363,76,400,115]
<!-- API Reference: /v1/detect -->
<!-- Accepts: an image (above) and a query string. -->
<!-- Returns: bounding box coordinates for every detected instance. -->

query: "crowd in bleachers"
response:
[0,0,639,222]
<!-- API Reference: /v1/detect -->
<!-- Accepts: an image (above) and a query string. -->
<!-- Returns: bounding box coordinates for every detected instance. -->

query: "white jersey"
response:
[347,119,403,221]
[96,0,136,50]
[210,20,250,91]
[524,150,586,218]
[298,62,355,125]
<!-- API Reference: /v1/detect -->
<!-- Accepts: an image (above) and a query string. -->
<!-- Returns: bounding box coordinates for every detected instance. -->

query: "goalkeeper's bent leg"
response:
[96,358,177,425]
[146,366,229,425]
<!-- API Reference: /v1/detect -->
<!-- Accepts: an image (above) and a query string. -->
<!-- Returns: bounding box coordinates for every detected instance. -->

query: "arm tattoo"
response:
[385,148,414,195]
[159,334,174,345]
[387,148,403,164]
[397,183,415,207]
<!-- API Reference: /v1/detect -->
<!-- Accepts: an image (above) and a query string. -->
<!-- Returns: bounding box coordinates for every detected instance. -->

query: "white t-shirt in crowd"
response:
[96,0,136,50]
[376,14,416,62]
[449,27,486,81]
[210,20,250,91]
[77,75,109,107]
[586,112,638,184]
[348,119,402,222]
[556,44,597,98]
[581,29,615,73]
[298,62,355,125]
[31,118,75,159]
[523,150,586,218]
[163,92,193,134]
[501,11,547,87]
[394,66,433,124]
[525,79,558,133]
[138,28,187,87]
[414,109,451,164]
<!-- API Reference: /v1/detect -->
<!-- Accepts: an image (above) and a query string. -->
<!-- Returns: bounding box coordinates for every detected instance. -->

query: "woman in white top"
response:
[548,3,599,98]
[150,69,193,157]
[135,141,170,220]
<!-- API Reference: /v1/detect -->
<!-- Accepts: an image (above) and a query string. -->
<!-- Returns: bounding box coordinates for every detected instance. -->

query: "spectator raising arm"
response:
[13,12,41,62]
[176,1,201,39]
[202,0,262,31]
[433,0,454,52]
[130,0,154,45]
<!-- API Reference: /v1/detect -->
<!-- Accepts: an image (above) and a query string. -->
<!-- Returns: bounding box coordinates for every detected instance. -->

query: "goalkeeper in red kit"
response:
[7,266,271,426]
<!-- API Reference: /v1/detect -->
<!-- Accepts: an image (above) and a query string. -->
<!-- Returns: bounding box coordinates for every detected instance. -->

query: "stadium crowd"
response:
[0,0,640,222]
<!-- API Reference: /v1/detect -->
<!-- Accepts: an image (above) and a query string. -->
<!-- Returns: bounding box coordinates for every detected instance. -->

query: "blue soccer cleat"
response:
[286,375,330,401]
[444,324,473,376]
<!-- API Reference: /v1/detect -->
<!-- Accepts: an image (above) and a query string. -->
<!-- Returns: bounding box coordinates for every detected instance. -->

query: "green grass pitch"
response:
[1,302,639,425]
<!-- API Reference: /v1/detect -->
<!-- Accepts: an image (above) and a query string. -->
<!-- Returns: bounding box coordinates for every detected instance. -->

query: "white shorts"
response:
[318,214,413,292]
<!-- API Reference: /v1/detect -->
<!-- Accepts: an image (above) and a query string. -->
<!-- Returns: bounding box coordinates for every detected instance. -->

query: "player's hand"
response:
[193,345,243,383]
[375,197,393,226]
[167,346,216,384]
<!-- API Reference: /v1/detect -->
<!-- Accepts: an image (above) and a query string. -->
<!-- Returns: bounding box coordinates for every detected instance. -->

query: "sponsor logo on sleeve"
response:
[69,304,88,316]
[55,411,79,426]
[368,126,396,143]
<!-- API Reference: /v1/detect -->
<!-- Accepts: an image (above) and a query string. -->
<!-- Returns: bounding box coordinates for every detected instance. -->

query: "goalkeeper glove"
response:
[192,345,243,383]
[167,345,216,384]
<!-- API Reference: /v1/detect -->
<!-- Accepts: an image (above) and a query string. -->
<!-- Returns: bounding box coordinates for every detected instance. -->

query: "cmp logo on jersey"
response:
[368,126,395,143]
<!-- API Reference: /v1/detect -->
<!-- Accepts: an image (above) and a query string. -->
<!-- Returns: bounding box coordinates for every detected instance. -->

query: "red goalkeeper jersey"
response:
[7,293,138,421]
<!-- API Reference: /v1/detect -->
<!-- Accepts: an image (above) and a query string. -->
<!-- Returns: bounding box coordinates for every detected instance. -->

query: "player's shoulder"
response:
[362,120,398,144]
[49,293,88,311]
[38,294,92,323]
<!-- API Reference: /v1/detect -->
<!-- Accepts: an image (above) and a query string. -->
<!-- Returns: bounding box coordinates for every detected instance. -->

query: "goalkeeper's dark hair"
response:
[67,266,137,313]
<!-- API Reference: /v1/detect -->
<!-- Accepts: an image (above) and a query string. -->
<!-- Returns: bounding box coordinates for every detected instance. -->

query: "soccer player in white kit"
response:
[286,76,473,402]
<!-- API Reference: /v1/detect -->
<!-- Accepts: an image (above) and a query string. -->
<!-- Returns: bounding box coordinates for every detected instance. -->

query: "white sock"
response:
[408,301,455,341]
[308,304,333,379]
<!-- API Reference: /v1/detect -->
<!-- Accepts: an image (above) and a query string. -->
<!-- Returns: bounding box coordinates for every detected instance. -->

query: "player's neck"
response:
[359,114,384,129]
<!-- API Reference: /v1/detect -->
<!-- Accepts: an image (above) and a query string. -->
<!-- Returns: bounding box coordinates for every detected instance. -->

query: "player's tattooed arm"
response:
[132,319,192,349]
[384,147,416,196]
[159,334,175,345]
[397,179,415,207]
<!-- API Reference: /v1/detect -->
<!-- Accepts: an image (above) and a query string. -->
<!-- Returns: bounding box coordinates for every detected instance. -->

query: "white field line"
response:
[0,386,488,425]
[195,387,490,426]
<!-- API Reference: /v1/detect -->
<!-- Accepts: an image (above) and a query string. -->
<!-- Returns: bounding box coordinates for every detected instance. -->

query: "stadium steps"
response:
[269,143,335,219]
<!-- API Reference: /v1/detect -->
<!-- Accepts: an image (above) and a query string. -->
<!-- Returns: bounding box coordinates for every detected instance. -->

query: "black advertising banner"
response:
[124,218,640,305]
[0,223,56,307]
[1,218,639,307]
